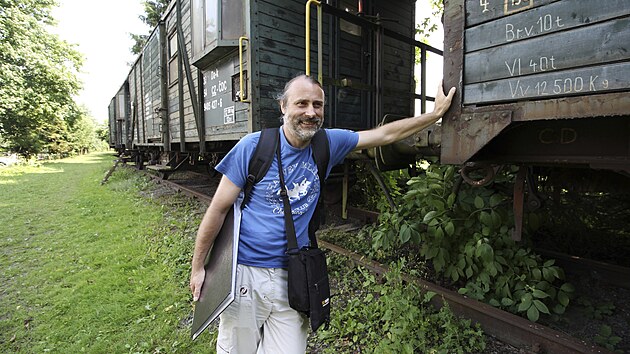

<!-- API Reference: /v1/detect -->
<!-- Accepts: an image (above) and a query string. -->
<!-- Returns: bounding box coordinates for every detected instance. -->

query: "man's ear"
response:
[280,102,286,114]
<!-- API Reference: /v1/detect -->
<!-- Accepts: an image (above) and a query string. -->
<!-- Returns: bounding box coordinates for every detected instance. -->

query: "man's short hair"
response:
[276,74,324,108]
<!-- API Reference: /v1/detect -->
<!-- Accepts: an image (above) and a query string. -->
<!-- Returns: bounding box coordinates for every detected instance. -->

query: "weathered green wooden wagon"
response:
[108,0,438,171]
[108,0,630,229]
[443,0,630,174]
[441,0,630,239]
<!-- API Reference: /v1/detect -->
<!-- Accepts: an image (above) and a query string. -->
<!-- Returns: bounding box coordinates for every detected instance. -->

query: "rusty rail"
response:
[142,168,214,205]
[318,239,614,354]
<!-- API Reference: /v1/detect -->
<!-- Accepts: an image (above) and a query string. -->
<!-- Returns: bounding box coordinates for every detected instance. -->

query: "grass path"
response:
[0,152,214,353]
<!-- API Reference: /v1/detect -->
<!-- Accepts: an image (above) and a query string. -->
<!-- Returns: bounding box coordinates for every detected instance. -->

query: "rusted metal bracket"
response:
[442,110,513,165]
[366,161,396,210]
[374,114,416,171]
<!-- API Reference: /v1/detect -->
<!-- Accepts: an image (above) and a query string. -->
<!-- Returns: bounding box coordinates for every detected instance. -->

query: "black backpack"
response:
[242,127,330,238]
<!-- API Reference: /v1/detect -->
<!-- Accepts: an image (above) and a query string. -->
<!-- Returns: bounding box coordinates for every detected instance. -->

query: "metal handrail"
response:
[238,36,250,102]
[305,0,322,84]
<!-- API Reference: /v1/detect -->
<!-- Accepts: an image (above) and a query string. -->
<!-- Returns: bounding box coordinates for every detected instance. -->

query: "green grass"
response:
[0,152,216,353]
[0,152,489,353]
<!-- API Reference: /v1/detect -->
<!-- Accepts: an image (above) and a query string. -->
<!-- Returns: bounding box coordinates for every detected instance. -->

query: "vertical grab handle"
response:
[239,36,250,103]
[305,0,322,84]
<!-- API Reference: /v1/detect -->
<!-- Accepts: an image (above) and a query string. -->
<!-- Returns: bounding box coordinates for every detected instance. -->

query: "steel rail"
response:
[142,169,214,205]
[318,239,614,354]
[536,248,630,289]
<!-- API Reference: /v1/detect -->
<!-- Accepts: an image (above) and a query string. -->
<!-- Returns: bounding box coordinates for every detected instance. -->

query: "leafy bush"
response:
[363,164,575,322]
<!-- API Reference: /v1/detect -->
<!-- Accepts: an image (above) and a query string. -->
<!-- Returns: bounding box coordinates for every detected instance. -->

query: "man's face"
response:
[281,77,325,144]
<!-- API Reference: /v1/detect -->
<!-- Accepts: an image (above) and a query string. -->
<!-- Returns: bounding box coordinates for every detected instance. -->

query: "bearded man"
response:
[190,74,456,353]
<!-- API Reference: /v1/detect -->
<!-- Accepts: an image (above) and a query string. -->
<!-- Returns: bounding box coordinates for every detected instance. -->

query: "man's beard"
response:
[285,114,323,142]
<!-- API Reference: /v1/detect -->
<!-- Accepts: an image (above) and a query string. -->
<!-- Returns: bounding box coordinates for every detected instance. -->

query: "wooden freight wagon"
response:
[442,0,630,173]
[442,0,630,240]
[107,84,130,151]
[109,0,437,171]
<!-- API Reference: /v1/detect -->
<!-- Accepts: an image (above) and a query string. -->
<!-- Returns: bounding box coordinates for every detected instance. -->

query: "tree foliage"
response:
[415,0,444,65]
[416,0,444,40]
[0,0,104,158]
[130,0,170,54]
[0,0,84,158]
[66,105,109,154]
[140,0,170,28]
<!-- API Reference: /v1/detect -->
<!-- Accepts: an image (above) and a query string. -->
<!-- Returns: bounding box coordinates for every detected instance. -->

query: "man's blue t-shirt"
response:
[215,127,359,268]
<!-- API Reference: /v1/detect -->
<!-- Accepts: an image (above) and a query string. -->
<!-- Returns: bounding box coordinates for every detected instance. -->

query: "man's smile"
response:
[298,118,321,127]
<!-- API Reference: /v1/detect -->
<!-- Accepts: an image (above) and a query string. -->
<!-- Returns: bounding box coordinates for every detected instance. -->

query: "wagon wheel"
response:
[135,152,145,170]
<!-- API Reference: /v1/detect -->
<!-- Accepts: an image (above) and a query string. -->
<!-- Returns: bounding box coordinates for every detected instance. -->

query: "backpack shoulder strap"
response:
[311,129,329,183]
[242,127,279,208]
[308,129,330,246]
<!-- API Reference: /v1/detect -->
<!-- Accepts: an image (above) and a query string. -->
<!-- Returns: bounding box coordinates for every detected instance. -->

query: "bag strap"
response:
[311,129,329,185]
[277,129,329,250]
[242,128,279,208]
[275,134,300,251]
[307,129,329,248]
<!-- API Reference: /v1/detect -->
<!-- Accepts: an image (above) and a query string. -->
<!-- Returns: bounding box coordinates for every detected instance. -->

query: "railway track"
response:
[318,239,614,354]
[141,168,624,353]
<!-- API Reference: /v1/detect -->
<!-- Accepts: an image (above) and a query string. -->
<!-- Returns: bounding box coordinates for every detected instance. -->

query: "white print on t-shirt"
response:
[267,162,320,216]
[280,178,311,202]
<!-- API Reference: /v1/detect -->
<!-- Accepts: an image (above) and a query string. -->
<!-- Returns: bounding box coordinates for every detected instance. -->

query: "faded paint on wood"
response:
[203,57,238,127]
[463,0,630,104]
[465,16,630,84]
[464,61,630,104]
[465,0,558,27]
[473,116,630,163]
[465,0,630,52]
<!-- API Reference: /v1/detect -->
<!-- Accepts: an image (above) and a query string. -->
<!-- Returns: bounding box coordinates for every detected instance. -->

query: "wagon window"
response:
[116,92,125,119]
[204,0,218,47]
[169,33,178,84]
[169,33,178,58]
[221,0,243,40]
[340,2,361,36]
[191,0,245,68]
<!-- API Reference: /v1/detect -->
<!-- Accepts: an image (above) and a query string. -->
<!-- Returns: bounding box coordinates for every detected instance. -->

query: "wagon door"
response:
[312,0,419,171]
[142,29,164,144]
[322,0,416,134]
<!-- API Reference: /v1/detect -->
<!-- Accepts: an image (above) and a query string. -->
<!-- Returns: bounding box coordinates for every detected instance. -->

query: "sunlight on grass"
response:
[0,165,64,180]
[0,152,214,353]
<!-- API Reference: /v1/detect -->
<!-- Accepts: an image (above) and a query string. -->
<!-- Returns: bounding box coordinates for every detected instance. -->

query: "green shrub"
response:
[363,164,574,322]
[316,260,486,353]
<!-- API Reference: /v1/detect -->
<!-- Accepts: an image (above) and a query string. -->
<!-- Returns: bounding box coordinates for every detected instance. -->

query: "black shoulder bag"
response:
[275,134,331,332]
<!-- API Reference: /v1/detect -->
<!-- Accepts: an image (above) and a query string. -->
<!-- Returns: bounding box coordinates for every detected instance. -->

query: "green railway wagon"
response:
[109,0,439,172]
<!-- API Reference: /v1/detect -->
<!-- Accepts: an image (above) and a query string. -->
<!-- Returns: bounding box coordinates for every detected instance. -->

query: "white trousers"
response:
[216,264,309,354]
